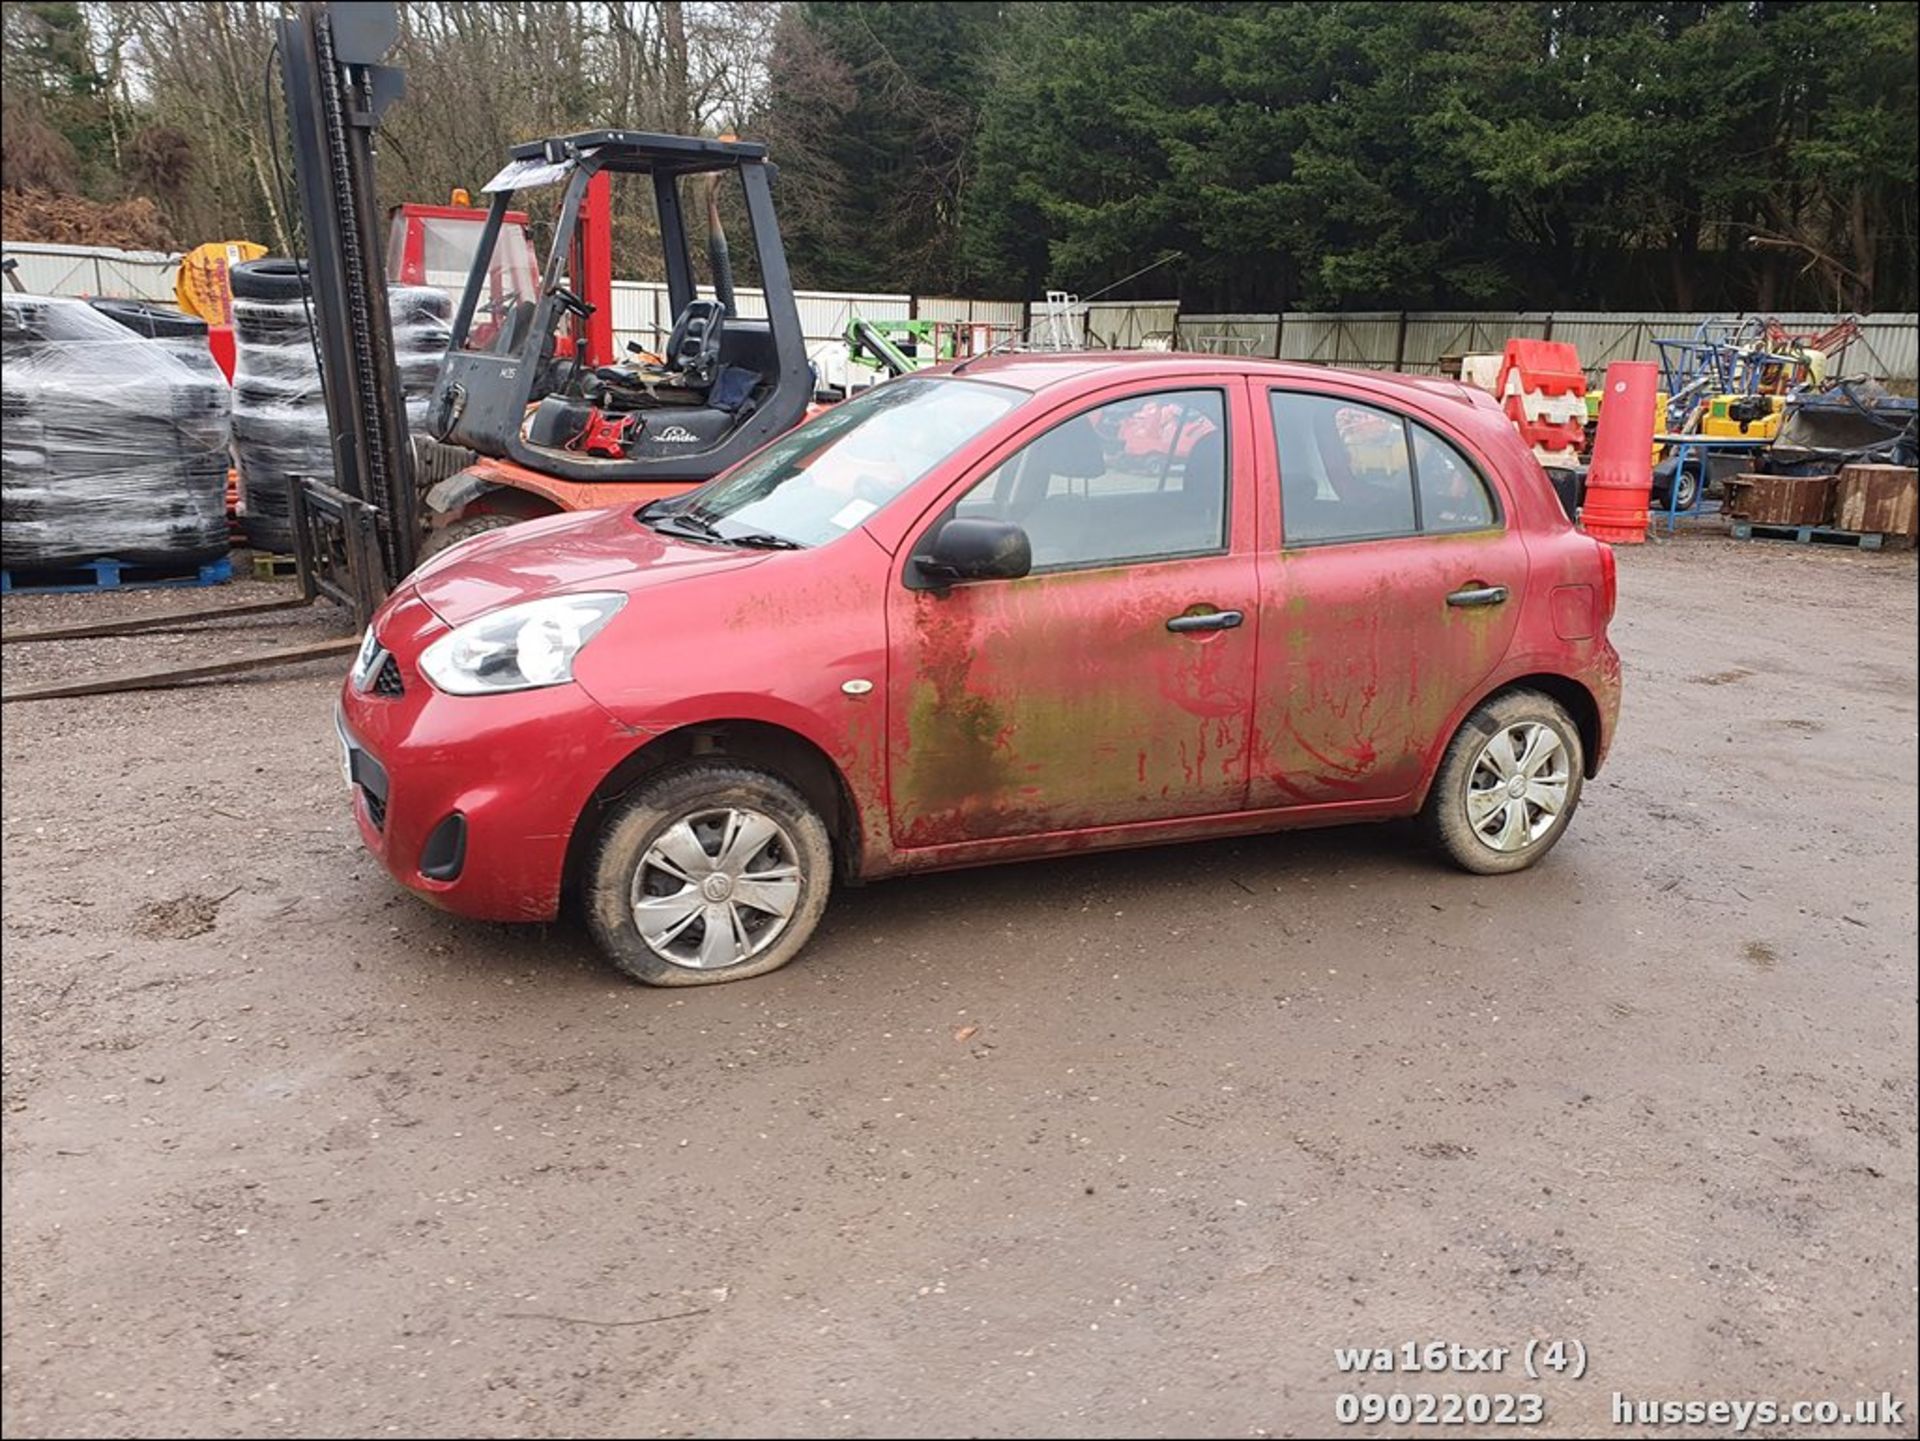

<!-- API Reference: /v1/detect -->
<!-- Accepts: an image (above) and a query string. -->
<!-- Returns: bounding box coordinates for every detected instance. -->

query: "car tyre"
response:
[416,512,520,562]
[1422,689,1585,875]
[585,762,833,986]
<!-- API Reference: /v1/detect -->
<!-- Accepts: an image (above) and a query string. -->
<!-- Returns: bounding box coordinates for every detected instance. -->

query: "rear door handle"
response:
[1166,609,1244,633]
[1446,584,1509,608]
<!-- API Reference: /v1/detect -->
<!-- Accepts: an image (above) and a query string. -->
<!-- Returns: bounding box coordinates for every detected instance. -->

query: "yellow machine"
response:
[1587,388,1671,460]
[1699,392,1785,439]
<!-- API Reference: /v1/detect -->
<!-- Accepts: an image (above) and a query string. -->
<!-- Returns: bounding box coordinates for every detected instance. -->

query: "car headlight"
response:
[349,625,382,689]
[418,592,626,695]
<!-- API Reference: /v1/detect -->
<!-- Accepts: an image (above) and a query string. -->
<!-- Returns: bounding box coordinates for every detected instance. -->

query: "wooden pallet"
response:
[251,552,300,580]
[1,555,234,596]
[1729,521,1906,551]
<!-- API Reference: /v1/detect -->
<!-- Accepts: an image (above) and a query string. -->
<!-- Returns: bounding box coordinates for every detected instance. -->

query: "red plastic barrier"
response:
[1581,361,1658,545]
[1497,339,1586,463]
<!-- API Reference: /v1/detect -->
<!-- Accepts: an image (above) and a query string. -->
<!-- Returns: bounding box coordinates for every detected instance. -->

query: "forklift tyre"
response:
[417,513,520,564]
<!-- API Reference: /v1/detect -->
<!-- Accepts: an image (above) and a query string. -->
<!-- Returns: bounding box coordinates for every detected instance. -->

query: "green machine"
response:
[845,316,956,378]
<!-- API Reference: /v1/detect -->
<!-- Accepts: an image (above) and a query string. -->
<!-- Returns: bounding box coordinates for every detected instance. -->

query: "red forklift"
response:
[412,130,814,556]
[3,11,817,699]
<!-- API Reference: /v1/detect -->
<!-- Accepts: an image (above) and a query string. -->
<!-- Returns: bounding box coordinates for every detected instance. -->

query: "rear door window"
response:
[1270,391,1498,545]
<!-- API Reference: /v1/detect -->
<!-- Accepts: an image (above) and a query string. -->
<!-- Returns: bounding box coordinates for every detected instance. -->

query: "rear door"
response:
[1248,387,1529,807]
[886,378,1260,848]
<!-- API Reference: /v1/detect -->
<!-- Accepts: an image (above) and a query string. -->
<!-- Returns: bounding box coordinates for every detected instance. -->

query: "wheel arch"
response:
[1416,669,1605,808]
[1472,672,1603,777]
[560,719,864,904]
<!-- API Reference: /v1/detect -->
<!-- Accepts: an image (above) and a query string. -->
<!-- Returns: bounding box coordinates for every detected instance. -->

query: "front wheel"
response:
[584,763,833,986]
[1421,690,1585,875]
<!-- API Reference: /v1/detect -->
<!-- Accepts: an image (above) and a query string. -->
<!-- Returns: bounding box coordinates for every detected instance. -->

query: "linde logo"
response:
[654,426,700,443]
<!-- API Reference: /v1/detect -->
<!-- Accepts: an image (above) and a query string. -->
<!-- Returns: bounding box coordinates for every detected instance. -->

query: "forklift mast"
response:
[276,0,419,594]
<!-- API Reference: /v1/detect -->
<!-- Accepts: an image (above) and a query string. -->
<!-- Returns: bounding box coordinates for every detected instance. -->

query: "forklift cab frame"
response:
[429,129,810,484]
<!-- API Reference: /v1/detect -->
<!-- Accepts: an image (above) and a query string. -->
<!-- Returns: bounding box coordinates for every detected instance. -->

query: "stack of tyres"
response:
[229,260,328,553]
[228,259,452,553]
[87,296,227,381]
[1,294,230,571]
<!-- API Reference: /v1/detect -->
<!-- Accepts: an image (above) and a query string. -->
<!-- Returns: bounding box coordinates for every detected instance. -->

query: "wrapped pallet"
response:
[86,297,227,381]
[228,258,451,552]
[1,294,229,572]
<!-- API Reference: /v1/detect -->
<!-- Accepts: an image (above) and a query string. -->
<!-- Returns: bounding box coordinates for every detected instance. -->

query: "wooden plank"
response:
[1,637,357,703]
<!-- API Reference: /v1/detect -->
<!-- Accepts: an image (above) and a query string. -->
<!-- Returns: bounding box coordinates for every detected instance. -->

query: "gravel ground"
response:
[2,535,1916,1439]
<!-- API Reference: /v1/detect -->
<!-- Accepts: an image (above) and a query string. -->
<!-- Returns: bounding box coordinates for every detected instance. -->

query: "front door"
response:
[886,382,1260,848]
[1249,387,1529,807]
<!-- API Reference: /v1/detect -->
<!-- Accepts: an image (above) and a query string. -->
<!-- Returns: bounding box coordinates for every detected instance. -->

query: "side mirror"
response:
[913,517,1032,585]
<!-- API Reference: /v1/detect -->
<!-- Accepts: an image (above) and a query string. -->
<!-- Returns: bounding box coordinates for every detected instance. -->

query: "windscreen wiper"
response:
[640,504,726,544]
[640,504,801,550]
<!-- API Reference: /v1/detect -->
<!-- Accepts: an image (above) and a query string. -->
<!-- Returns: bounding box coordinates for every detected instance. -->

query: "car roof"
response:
[936,349,1489,410]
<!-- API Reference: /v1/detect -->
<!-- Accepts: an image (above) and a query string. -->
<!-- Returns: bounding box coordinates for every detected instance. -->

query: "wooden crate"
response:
[1834,464,1918,539]
[1724,473,1834,527]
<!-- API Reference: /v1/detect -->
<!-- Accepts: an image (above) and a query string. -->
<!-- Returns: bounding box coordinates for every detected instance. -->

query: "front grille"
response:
[362,788,387,831]
[373,654,404,697]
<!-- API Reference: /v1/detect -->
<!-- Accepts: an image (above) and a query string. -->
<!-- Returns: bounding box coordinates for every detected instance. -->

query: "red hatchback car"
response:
[339,354,1620,985]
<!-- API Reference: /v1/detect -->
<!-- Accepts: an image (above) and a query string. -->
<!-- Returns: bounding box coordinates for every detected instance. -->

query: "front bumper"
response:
[337,589,640,923]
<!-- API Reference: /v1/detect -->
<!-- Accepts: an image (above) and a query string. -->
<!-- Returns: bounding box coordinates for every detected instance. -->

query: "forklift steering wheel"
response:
[550,285,596,319]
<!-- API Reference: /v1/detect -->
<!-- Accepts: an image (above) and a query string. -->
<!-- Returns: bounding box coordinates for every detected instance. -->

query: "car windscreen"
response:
[678,377,1024,547]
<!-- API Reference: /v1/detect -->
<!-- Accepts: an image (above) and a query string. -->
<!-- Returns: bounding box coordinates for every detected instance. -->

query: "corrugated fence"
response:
[1180,309,1919,382]
[5,242,1911,380]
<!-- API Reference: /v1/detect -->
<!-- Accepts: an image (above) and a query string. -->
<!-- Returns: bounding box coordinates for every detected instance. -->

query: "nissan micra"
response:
[339,354,1621,985]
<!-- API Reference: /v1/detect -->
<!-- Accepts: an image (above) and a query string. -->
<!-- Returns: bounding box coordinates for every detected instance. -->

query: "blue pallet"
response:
[1,555,233,596]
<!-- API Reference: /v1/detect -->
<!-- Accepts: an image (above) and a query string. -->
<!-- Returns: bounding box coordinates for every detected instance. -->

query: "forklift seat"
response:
[661,299,726,387]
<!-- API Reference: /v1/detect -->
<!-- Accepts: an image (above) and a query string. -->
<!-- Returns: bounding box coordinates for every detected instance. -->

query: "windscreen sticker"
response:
[828,498,879,530]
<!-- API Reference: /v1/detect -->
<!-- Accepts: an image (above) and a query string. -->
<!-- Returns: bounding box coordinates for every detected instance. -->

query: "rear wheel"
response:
[584,763,833,986]
[1422,690,1585,875]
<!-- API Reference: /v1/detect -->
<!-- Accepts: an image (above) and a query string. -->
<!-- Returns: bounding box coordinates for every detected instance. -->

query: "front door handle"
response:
[1166,609,1244,633]
[1446,584,1509,608]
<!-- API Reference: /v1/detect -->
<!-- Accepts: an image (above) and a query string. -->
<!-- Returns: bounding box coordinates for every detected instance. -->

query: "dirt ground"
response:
[2,534,1915,1439]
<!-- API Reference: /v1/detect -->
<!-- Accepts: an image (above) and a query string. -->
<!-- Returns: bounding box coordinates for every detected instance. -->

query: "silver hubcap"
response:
[1466,721,1570,853]
[630,807,803,970]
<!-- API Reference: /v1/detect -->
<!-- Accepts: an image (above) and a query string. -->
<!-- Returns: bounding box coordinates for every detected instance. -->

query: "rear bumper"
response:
[337,662,639,924]
[1587,638,1623,774]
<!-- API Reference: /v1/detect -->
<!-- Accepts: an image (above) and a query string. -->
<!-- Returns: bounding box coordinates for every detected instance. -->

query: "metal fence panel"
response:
[1547,312,1714,378]
[917,296,1026,331]
[1177,313,1280,356]
[1,241,181,301]
[1076,300,1179,350]
[1398,313,1551,374]
[1853,315,1918,382]
[1277,312,1405,369]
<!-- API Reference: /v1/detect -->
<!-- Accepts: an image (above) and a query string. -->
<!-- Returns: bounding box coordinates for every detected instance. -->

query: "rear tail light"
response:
[1596,538,1618,623]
